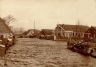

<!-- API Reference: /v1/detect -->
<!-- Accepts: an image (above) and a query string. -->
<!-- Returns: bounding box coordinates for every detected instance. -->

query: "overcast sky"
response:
[0,0,96,30]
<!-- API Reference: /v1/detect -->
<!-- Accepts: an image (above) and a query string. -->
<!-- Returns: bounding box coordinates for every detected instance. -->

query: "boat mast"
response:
[34,20,35,34]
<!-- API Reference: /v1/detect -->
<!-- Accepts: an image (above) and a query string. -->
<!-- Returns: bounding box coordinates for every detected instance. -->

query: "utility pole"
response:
[34,20,35,34]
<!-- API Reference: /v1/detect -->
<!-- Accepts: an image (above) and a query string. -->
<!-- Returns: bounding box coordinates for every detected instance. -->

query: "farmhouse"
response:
[23,29,40,38]
[0,17,14,57]
[39,29,54,40]
[84,26,96,41]
[54,24,89,40]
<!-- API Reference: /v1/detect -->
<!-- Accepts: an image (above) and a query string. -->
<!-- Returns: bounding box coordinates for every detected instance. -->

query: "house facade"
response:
[54,24,89,40]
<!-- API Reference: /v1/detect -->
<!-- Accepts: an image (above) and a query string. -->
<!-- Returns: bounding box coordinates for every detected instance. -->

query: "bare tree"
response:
[3,15,16,25]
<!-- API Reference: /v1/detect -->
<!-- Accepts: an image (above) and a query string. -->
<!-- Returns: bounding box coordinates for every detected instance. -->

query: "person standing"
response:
[1,35,8,66]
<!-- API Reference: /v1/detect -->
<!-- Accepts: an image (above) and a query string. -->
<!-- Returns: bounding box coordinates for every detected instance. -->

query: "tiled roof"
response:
[40,29,54,35]
[0,17,13,34]
[85,26,96,33]
[56,24,89,32]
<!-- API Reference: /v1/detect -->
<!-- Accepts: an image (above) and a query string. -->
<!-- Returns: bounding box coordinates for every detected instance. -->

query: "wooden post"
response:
[4,54,7,66]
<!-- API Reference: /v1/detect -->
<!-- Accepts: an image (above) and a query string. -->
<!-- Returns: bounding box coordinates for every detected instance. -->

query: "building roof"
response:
[0,17,13,34]
[23,29,40,35]
[56,24,89,32]
[40,29,54,35]
[85,26,96,34]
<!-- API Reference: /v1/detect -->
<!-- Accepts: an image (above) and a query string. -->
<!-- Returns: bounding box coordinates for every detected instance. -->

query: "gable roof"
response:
[56,24,89,32]
[0,17,13,34]
[85,26,96,34]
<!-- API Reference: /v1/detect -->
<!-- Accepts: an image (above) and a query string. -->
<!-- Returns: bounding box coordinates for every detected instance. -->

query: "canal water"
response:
[3,38,96,67]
